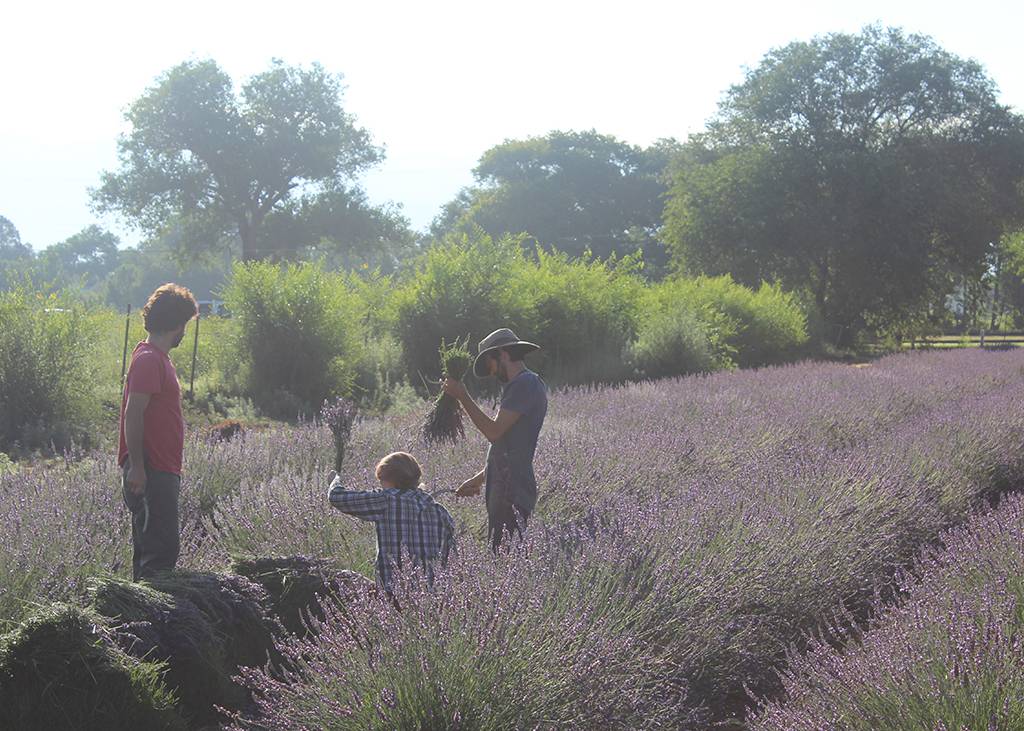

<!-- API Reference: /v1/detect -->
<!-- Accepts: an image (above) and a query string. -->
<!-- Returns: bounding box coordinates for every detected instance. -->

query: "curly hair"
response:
[375,452,423,490]
[142,283,198,334]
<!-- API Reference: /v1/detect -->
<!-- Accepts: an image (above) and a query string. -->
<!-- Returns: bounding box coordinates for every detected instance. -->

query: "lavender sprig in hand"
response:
[321,397,358,472]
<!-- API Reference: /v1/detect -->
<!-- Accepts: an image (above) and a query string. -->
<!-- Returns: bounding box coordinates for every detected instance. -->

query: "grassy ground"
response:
[89,310,235,403]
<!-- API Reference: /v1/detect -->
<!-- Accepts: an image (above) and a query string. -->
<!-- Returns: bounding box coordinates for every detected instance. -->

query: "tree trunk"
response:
[990,255,1002,331]
[238,217,258,262]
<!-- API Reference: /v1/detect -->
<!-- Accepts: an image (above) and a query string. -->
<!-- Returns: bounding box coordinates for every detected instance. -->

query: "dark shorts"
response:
[122,463,180,581]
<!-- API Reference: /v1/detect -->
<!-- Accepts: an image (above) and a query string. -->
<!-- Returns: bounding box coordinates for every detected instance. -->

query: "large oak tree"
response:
[664,26,1024,343]
[433,130,679,275]
[93,59,384,261]
[0,216,29,261]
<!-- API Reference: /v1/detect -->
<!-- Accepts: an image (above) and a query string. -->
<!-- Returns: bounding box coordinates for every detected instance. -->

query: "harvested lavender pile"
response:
[422,338,472,445]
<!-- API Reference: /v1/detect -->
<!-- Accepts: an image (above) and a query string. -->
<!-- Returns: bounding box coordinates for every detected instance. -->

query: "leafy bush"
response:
[222,261,365,418]
[642,275,808,370]
[395,231,647,388]
[339,268,415,410]
[628,277,735,378]
[741,281,810,365]
[511,249,644,384]
[392,230,532,386]
[628,306,726,379]
[352,333,411,411]
[0,288,101,452]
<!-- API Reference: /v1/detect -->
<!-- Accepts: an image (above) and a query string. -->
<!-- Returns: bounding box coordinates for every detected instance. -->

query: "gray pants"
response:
[122,463,180,581]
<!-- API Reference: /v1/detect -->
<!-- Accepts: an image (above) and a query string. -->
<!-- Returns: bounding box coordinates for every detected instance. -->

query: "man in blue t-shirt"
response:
[443,328,548,549]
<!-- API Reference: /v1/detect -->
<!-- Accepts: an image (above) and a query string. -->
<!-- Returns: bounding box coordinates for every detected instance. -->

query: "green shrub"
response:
[628,305,725,379]
[511,249,644,384]
[0,452,14,476]
[395,231,652,388]
[345,270,418,411]
[222,262,365,418]
[742,280,810,365]
[0,289,102,453]
[359,346,424,416]
[646,275,808,369]
[392,230,533,387]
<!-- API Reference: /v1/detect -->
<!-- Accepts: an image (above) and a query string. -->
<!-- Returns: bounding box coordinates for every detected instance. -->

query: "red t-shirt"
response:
[118,342,185,475]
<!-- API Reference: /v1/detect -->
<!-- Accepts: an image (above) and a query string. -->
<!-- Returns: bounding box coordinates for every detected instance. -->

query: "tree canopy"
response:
[433,130,679,275]
[257,185,418,273]
[92,59,384,261]
[0,216,30,261]
[36,225,121,288]
[664,26,1024,343]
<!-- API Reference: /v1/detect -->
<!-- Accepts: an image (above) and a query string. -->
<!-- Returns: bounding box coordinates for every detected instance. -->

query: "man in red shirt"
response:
[118,283,197,580]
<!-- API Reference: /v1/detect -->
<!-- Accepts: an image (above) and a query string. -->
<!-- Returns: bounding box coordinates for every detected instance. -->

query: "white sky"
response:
[2,0,1022,250]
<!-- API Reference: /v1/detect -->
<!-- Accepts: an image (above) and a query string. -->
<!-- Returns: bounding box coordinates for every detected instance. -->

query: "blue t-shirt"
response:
[485,369,548,515]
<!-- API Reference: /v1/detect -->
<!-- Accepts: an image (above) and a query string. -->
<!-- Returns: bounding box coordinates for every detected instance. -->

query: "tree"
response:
[99,234,232,309]
[257,185,418,273]
[37,225,121,288]
[664,26,1024,344]
[432,131,679,276]
[0,216,34,291]
[93,59,383,261]
[0,216,31,261]
[964,230,1024,331]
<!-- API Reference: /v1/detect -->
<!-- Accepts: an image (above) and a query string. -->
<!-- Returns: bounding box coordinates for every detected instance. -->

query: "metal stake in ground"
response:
[189,312,200,400]
[120,303,131,393]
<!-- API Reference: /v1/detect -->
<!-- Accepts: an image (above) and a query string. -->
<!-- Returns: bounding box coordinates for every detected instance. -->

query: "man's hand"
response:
[442,377,468,403]
[456,474,483,497]
[126,463,146,495]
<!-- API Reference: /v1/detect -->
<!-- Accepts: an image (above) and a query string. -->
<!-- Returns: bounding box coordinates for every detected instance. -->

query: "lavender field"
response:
[3,349,1024,729]
[750,492,1024,730]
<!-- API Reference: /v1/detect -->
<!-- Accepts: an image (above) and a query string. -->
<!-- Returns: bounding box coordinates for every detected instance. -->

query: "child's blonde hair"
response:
[375,452,422,490]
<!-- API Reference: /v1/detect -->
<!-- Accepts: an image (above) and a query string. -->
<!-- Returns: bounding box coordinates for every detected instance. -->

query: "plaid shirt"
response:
[329,477,456,591]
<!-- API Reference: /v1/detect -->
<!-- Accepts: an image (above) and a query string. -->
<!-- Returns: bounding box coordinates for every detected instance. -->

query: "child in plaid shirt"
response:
[329,452,456,592]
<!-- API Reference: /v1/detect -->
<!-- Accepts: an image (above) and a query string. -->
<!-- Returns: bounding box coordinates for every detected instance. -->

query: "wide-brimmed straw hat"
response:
[473,328,540,378]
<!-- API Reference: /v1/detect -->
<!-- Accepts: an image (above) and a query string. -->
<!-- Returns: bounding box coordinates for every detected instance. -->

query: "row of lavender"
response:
[750,492,1024,730]
[221,351,1024,729]
[3,350,1024,727]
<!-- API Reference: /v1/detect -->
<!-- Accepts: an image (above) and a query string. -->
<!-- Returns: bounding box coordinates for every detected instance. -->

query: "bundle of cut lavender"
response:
[422,337,472,446]
[320,397,358,472]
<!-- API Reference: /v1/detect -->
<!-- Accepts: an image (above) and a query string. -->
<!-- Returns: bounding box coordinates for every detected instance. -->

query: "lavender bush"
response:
[749,493,1024,730]
[3,349,1024,727]
[225,530,702,730]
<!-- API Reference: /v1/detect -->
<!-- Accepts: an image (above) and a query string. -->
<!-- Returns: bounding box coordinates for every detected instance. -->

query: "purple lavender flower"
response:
[4,349,1024,728]
[320,397,358,472]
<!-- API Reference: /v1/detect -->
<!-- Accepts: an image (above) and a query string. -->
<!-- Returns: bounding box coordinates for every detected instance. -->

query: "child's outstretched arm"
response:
[328,473,387,521]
